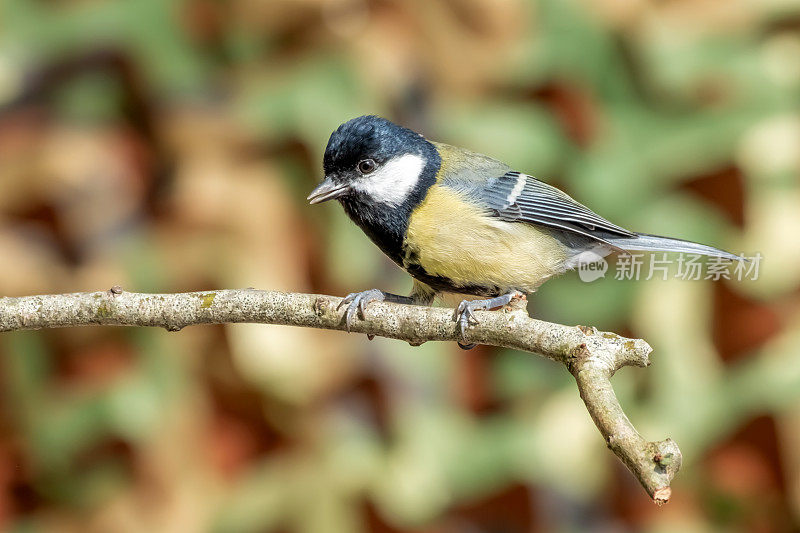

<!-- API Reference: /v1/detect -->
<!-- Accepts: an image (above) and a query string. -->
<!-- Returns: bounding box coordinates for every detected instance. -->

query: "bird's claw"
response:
[452,291,524,347]
[454,300,480,343]
[338,289,385,332]
[453,300,480,340]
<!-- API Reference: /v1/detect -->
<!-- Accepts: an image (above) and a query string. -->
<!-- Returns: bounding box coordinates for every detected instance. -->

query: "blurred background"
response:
[0,0,798,531]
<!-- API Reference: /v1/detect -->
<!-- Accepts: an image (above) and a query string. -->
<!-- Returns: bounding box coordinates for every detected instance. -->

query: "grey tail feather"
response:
[605,232,746,261]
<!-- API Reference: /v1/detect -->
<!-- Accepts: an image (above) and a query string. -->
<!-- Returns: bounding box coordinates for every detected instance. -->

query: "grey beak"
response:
[307,178,350,204]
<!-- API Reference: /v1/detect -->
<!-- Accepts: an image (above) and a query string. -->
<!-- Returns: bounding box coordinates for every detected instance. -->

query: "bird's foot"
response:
[453,291,525,350]
[338,289,386,332]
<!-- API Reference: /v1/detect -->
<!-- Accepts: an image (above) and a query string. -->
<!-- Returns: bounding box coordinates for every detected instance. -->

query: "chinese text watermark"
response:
[576,253,762,283]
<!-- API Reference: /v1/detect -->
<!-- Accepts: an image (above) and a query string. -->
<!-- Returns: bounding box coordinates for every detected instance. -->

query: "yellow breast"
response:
[403,183,569,294]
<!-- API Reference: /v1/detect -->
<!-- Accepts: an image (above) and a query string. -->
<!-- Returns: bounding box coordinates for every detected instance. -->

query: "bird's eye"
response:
[357,159,376,174]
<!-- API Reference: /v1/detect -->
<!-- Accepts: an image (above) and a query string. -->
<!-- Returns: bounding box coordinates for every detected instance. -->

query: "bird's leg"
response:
[454,291,525,350]
[338,290,415,332]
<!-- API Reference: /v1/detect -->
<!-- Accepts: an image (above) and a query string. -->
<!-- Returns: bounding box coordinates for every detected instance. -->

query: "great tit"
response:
[308,115,742,348]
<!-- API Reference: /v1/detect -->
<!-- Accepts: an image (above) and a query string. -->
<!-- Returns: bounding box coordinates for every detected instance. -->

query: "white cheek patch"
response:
[352,153,425,206]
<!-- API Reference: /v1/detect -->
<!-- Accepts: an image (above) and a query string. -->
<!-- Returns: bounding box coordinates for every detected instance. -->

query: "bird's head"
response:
[308,115,435,206]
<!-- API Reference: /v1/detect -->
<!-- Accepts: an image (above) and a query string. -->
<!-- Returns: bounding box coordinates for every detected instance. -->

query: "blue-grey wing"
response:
[451,170,635,244]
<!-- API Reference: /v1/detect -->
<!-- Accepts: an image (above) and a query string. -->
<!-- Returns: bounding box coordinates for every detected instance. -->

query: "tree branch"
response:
[0,288,681,503]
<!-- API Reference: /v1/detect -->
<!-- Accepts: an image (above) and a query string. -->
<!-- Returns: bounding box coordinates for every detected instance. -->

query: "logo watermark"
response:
[576,250,609,283]
[576,252,762,283]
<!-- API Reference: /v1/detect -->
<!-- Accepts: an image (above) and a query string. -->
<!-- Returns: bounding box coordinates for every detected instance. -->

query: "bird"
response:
[308,115,743,348]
